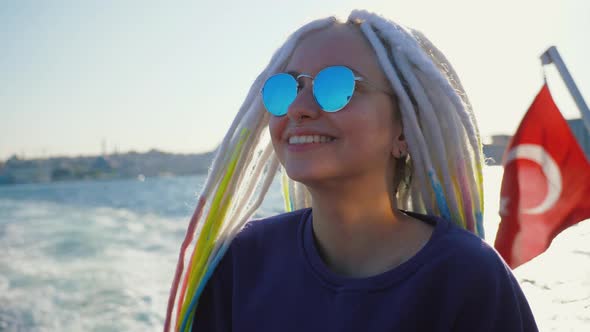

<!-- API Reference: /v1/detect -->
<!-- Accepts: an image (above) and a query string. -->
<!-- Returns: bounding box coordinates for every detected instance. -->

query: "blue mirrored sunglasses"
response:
[261,65,392,116]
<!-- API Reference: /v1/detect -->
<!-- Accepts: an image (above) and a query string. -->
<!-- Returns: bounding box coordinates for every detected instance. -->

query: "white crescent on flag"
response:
[503,144,563,215]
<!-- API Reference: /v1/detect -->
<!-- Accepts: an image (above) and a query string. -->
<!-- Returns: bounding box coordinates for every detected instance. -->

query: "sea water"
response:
[0,167,588,331]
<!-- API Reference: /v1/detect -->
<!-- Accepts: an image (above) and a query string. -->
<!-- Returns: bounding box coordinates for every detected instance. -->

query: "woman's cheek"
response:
[268,117,278,138]
[268,116,285,146]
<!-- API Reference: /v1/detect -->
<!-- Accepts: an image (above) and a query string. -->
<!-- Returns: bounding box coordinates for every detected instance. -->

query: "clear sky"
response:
[1,0,589,160]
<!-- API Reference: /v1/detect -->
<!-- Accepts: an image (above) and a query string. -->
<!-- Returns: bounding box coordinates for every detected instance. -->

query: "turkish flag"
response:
[494,84,590,269]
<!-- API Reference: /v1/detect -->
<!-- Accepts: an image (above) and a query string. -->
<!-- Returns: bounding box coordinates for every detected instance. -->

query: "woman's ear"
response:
[392,133,408,158]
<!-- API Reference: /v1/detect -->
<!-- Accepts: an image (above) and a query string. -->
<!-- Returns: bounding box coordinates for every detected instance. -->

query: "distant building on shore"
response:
[482,118,590,167]
[483,135,511,166]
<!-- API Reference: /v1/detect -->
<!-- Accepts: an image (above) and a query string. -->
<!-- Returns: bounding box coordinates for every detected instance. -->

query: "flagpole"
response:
[540,46,590,134]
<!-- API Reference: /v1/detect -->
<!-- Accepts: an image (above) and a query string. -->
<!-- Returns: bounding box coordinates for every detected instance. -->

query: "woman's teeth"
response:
[288,135,334,145]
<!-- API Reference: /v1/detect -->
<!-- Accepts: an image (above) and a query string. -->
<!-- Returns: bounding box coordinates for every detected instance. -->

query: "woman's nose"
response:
[286,85,321,122]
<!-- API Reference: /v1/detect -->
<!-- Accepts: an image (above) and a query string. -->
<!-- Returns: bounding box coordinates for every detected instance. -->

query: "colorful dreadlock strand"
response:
[163,197,206,332]
[281,170,293,212]
[176,129,250,331]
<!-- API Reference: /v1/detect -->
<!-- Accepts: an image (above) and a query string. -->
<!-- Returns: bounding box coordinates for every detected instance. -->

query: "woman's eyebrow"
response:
[348,67,369,78]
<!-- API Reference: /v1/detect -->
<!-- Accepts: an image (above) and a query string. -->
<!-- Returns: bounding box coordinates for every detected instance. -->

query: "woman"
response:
[165,10,538,332]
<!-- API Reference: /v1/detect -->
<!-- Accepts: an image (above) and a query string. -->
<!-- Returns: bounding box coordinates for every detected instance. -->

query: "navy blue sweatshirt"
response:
[193,208,538,331]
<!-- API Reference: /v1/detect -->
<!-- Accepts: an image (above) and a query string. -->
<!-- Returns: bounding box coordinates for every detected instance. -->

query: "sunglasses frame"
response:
[261,65,393,116]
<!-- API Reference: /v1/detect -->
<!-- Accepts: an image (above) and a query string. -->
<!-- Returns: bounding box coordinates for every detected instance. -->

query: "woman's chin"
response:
[284,168,324,185]
[284,172,319,185]
[283,167,342,188]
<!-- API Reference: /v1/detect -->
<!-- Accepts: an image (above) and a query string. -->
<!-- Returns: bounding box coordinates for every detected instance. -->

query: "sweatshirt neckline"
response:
[299,208,450,292]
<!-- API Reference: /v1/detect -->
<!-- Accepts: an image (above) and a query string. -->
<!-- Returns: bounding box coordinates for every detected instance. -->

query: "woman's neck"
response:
[308,178,433,278]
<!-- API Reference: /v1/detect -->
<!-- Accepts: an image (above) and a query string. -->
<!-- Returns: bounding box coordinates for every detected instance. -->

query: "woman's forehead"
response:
[285,26,385,81]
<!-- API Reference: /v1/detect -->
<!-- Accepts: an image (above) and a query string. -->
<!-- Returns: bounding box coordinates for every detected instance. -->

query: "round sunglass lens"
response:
[262,73,297,116]
[313,66,355,112]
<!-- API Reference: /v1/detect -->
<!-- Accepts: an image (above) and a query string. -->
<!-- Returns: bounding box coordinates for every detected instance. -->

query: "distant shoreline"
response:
[0,149,214,186]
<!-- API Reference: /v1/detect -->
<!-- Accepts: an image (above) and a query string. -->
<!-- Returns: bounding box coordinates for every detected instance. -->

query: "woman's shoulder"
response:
[446,223,506,268]
[420,217,515,283]
[426,219,538,331]
[409,212,512,277]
